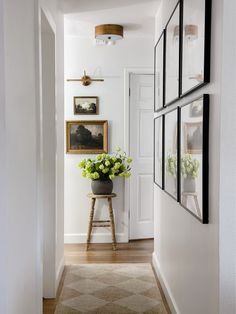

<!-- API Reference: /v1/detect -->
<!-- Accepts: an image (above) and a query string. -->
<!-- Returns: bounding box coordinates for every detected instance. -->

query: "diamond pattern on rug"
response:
[55,303,82,314]
[92,286,133,302]
[60,287,83,302]
[114,265,152,278]
[86,302,136,314]
[114,295,159,312]
[137,275,157,284]
[95,273,131,285]
[64,273,84,285]
[55,264,168,314]
[116,278,154,294]
[61,295,108,312]
[143,303,168,314]
[67,279,108,294]
[72,266,109,278]
[141,286,162,300]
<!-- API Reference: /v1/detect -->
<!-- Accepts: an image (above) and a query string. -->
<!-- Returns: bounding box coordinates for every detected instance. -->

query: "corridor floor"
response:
[43,240,170,313]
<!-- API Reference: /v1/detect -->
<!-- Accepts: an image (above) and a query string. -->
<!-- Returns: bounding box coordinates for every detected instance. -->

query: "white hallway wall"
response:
[64,36,153,243]
[0,0,7,312]
[153,0,236,314]
[0,0,64,313]
[219,0,236,312]
[40,0,65,295]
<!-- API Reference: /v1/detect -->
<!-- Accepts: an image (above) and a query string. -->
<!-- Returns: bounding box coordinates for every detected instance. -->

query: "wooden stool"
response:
[87,193,117,251]
[182,192,201,217]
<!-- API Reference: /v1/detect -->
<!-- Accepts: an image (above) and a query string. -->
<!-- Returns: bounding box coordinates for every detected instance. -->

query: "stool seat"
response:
[87,193,117,199]
[182,192,198,196]
[86,193,117,251]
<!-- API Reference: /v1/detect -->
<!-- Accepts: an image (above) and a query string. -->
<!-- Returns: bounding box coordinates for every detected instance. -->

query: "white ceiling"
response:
[62,0,160,38]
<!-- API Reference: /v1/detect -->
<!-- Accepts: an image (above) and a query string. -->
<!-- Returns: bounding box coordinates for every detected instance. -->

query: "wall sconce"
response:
[185,25,198,41]
[173,25,179,39]
[173,24,198,42]
[67,70,104,86]
[173,25,179,45]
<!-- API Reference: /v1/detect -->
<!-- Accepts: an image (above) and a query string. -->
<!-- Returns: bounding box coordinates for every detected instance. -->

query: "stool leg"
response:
[182,195,187,207]
[87,198,96,250]
[194,195,201,217]
[108,197,117,251]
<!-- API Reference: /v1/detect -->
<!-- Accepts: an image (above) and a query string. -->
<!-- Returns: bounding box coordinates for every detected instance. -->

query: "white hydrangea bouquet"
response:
[166,153,200,179]
[78,147,132,181]
[181,154,200,178]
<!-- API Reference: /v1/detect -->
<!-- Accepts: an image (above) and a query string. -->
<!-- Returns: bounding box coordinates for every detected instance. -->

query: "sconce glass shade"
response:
[185,25,198,41]
[173,25,180,38]
[95,24,123,42]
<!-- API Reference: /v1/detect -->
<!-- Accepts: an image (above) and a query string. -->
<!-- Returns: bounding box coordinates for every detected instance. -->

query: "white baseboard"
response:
[64,232,128,244]
[152,252,180,314]
[56,256,65,292]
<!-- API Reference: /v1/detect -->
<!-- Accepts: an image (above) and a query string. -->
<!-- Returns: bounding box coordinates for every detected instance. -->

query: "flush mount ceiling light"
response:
[95,24,123,45]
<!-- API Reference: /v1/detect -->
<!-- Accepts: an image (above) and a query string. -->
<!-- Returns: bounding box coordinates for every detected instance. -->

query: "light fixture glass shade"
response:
[95,24,123,41]
[185,24,198,41]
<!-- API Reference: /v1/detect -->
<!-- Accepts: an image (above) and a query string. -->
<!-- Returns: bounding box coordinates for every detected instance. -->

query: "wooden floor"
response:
[43,240,170,314]
[65,239,154,264]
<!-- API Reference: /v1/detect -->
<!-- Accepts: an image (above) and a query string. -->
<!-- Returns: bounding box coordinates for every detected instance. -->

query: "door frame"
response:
[124,67,154,241]
[37,5,58,301]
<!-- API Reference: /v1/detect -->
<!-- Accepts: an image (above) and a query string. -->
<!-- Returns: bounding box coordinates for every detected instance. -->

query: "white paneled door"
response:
[129,73,154,239]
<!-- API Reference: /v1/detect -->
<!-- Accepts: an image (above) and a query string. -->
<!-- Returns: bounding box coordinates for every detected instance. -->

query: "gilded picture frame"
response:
[66,120,108,154]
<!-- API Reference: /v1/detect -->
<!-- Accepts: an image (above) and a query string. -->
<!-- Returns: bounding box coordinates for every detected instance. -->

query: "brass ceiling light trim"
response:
[95,24,123,44]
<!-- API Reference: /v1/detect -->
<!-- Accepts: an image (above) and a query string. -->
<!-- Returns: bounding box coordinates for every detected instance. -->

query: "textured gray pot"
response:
[183,177,196,193]
[91,179,113,195]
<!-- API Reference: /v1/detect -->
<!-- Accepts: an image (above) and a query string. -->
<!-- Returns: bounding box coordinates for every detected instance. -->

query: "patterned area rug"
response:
[55,264,168,314]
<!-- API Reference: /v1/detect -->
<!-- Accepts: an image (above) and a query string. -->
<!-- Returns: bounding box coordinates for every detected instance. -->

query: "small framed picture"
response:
[183,122,202,154]
[181,0,211,96]
[74,96,98,115]
[180,95,209,223]
[66,120,108,154]
[154,115,164,188]
[189,99,204,117]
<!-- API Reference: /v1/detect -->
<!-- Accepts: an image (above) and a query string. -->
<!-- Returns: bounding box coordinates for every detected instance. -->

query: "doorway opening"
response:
[124,69,154,240]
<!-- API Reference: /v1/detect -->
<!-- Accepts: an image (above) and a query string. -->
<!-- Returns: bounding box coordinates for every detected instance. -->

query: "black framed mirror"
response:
[179,94,209,223]
[154,115,164,188]
[181,0,211,96]
[164,108,178,200]
[154,31,165,112]
[165,2,180,105]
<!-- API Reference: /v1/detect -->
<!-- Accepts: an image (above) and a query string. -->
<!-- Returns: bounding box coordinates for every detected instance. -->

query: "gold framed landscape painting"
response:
[66,120,108,154]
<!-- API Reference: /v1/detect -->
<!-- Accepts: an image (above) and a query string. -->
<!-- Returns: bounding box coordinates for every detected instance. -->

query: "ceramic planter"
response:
[183,177,196,193]
[91,179,113,195]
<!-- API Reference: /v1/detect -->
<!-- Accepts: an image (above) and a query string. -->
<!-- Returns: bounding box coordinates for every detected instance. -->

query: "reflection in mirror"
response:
[182,0,206,94]
[164,109,178,199]
[180,96,207,221]
[154,116,163,187]
[154,33,164,111]
[165,3,180,104]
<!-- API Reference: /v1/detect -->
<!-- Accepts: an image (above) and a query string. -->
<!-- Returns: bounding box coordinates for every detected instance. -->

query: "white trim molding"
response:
[152,252,180,314]
[56,256,65,291]
[64,233,127,244]
[124,67,153,241]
